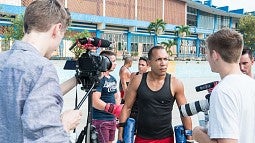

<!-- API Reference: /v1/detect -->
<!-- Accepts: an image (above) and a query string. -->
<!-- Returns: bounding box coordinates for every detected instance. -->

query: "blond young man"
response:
[0,0,82,142]
[193,28,255,143]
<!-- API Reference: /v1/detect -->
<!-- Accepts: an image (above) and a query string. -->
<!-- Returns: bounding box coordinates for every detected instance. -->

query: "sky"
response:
[203,0,255,12]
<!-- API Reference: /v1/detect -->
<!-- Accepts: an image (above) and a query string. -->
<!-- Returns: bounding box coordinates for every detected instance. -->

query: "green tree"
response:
[66,30,91,59]
[174,25,190,37]
[238,15,255,50]
[147,18,166,45]
[147,18,166,36]
[174,25,190,57]
[131,51,139,57]
[2,14,24,50]
[161,39,176,56]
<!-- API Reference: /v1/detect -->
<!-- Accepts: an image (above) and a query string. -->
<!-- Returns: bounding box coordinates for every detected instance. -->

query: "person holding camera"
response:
[92,50,122,143]
[239,47,254,79]
[192,28,255,143]
[0,0,82,142]
[118,46,192,143]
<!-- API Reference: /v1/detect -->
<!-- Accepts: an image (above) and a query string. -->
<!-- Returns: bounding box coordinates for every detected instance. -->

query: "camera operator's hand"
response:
[61,109,82,132]
[104,103,123,118]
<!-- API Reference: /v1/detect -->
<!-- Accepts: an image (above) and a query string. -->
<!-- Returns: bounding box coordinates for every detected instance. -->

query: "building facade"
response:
[0,0,245,59]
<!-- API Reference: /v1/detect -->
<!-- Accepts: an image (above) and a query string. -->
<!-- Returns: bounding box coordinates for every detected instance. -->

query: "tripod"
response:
[75,82,99,143]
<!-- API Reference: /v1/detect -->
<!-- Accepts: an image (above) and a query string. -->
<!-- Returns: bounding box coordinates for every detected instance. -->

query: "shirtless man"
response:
[119,56,133,102]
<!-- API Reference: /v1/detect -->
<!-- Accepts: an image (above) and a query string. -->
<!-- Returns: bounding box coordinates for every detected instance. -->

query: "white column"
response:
[185,2,187,25]
[65,0,67,8]
[162,0,164,20]
[103,0,106,16]
[135,0,137,20]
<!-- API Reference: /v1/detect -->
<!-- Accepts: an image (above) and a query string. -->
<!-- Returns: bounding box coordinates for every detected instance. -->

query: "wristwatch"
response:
[185,129,192,136]
[117,122,126,128]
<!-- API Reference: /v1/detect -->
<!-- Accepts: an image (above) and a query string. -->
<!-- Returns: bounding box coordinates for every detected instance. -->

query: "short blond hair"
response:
[24,0,71,34]
[206,28,243,63]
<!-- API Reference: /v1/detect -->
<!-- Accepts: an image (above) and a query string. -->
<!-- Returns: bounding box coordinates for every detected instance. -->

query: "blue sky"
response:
[204,0,254,12]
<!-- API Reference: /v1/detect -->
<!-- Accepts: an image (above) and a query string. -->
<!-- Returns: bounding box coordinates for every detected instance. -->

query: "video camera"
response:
[179,81,219,117]
[64,37,112,90]
[178,81,219,131]
[63,37,113,143]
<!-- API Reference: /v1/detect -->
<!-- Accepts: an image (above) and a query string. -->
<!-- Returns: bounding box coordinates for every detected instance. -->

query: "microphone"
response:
[69,37,111,50]
[195,81,219,92]
[179,97,210,117]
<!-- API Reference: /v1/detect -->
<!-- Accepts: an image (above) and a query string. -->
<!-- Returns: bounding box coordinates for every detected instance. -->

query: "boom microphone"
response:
[69,37,111,50]
[179,97,210,117]
[195,81,219,92]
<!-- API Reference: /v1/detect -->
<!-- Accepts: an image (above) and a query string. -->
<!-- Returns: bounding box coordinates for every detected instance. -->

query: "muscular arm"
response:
[118,74,141,141]
[115,92,121,105]
[119,67,131,92]
[92,91,107,110]
[172,77,193,140]
[130,72,136,81]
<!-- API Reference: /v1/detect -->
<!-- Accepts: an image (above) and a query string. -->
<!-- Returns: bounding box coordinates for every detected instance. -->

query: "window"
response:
[187,7,197,27]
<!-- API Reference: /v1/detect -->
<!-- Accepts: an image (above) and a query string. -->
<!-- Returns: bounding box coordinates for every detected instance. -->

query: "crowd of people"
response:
[0,0,255,143]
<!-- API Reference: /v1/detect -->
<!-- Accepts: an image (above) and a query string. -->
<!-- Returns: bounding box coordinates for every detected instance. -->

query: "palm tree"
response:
[161,39,176,56]
[148,18,166,36]
[174,25,190,57]
[147,18,166,45]
[174,25,190,37]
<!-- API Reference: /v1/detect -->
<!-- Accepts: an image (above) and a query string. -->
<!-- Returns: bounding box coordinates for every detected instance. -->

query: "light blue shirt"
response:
[0,41,70,142]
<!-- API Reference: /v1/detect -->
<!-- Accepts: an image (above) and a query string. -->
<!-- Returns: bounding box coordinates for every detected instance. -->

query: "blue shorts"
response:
[92,119,116,143]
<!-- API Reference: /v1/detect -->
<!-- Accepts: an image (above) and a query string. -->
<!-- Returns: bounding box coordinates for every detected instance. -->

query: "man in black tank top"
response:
[118,46,193,143]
